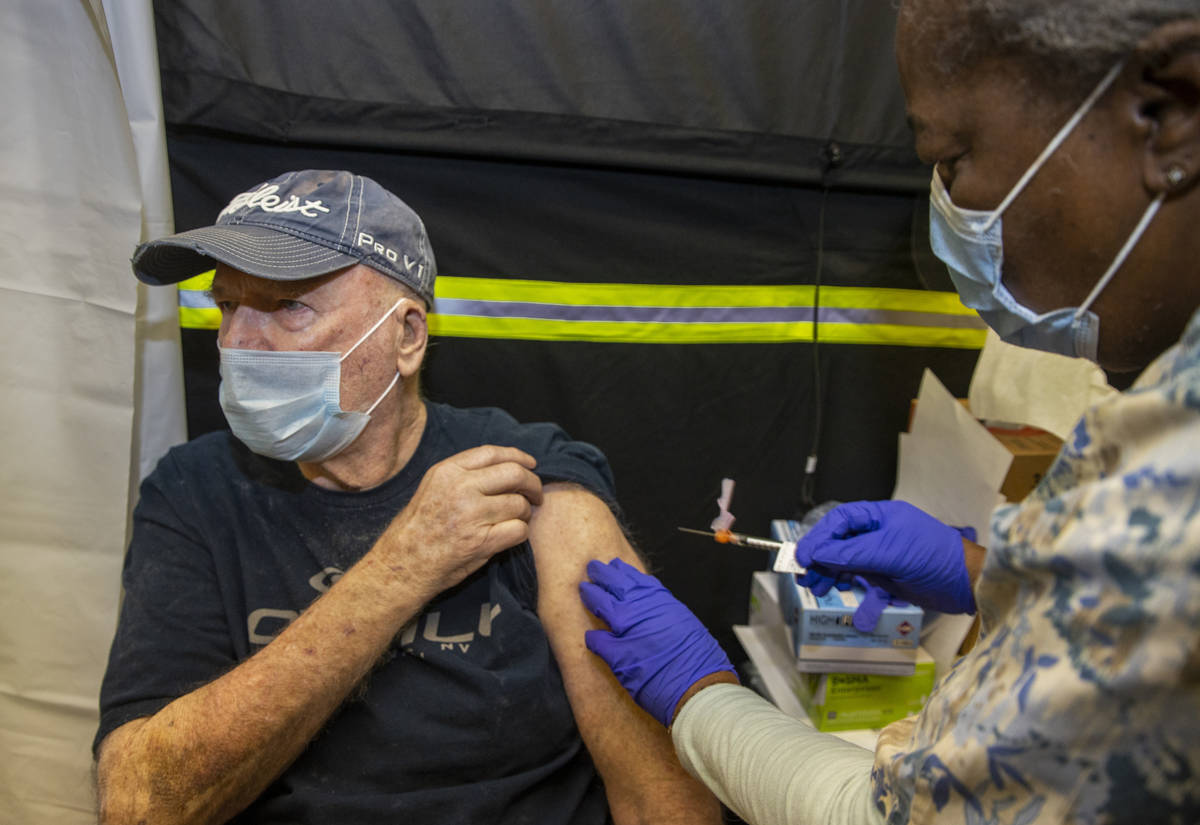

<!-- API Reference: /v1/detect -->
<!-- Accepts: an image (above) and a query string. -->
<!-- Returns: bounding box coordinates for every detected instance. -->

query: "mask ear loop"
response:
[339,297,407,362]
[1072,191,1166,320]
[979,61,1127,234]
[363,371,402,415]
[340,297,407,413]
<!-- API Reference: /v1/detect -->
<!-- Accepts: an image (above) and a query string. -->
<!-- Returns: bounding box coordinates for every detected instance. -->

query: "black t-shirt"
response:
[96,402,617,824]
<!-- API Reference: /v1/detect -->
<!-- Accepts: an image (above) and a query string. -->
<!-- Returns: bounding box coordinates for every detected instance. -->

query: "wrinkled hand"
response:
[580,558,735,727]
[793,500,976,615]
[379,445,543,596]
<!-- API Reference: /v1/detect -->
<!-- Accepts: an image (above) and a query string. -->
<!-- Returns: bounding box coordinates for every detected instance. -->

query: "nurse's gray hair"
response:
[903,0,1200,95]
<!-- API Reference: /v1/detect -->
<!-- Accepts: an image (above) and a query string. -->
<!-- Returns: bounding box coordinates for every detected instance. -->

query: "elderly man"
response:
[94,169,720,825]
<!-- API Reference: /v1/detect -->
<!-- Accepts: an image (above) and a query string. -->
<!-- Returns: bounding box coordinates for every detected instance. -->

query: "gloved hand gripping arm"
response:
[581,560,886,825]
[579,558,737,728]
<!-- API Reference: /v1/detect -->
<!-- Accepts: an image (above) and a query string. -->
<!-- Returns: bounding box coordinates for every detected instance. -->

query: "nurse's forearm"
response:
[964,537,987,587]
[671,684,884,825]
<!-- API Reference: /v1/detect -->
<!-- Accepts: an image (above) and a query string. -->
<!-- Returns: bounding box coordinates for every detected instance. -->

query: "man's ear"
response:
[1135,19,1200,194]
[394,300,428,379]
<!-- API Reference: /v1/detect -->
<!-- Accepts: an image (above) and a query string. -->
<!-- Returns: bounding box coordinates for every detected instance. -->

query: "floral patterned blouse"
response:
[873,310,1200,823]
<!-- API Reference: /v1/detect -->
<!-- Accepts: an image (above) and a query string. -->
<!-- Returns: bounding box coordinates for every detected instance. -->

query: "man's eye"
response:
[205,289,233,313]
[279,299,309,312]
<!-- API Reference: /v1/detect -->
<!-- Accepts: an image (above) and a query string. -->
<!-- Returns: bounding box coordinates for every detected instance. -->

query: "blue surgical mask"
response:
[929,61,1165,361]
[219,298,404,462]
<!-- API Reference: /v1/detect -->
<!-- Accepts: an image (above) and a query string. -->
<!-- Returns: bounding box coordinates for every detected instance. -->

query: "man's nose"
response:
[219,307,274,350]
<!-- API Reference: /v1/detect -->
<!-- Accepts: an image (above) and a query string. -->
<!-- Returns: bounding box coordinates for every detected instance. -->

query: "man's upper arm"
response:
[529,483,721,825]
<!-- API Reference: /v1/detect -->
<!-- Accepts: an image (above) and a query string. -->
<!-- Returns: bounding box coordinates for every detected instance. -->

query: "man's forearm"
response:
[97,552,432,825]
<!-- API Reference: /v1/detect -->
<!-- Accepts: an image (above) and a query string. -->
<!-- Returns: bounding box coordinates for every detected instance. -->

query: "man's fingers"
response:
[472,460,544,505]
[483,492,535,528]
[482,517,532,555]
[451,444,538,472]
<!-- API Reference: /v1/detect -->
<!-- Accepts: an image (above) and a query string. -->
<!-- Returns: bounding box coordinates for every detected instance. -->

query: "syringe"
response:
[677,526,787,551]
[676,526,806,574]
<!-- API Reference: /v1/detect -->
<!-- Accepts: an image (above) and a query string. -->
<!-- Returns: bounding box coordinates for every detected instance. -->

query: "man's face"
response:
[895,1,1170,371]
[210,263,405,415]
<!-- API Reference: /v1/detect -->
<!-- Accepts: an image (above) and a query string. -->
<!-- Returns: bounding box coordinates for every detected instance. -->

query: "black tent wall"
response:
[156,1,980,664]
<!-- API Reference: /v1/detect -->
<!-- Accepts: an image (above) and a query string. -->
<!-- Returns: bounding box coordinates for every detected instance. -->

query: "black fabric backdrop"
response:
[156,1,979,664]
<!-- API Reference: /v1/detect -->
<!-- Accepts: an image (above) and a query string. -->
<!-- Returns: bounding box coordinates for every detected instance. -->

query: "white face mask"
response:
[218,298,404,462]
[928,61,1165,361]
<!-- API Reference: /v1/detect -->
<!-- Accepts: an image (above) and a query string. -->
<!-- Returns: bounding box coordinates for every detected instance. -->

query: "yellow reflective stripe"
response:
[175,271,984,348]
[428,276,982,347]
[179,306,221,329]
[177,270,219,329]
[433,276,976,316]
[178,270,216,291]
[818,285,974,315]
[427,315,985,348]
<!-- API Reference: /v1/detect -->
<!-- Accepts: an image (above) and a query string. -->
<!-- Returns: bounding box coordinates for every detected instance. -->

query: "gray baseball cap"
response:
[132,169,437,305]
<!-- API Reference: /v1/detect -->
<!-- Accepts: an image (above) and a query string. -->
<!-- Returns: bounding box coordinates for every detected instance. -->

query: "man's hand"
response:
[793,500,977,615]
[377,445,543,595]
[580,558,736,728]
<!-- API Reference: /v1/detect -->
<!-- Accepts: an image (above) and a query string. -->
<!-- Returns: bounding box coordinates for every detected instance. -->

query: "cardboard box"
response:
[792,648,936,731]
[775,571,923,674]
[985,424,1062,502]
[908,399,1062,502]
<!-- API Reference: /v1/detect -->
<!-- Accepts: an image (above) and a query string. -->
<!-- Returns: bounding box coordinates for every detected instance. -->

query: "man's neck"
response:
[298,394,428,492]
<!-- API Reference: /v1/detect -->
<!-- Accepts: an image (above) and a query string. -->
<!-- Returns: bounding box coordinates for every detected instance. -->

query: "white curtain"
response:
[0,1,183,821]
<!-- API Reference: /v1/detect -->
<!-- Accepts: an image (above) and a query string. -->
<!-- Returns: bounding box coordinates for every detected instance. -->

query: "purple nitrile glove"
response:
[849,576,909,632]
[580,558,736,727]
[794,571,906,631]
[793,500,977,615]
[795,567,841,596]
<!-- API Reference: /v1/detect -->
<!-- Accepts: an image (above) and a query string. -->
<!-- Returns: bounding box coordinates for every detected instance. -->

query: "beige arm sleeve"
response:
[670,683,885,825]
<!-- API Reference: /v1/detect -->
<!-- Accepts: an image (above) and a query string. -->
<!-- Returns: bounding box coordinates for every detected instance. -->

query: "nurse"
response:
[580,2,1200,823]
